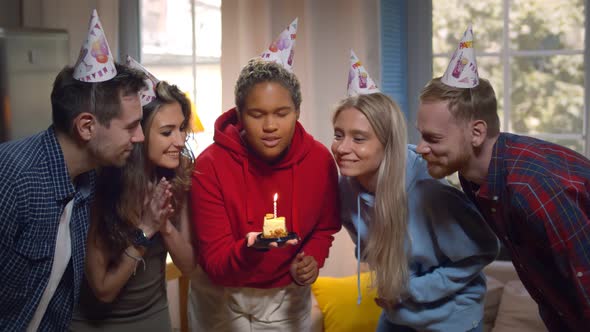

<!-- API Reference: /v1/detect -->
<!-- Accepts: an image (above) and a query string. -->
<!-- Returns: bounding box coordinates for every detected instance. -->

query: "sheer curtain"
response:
[221,0,380,147]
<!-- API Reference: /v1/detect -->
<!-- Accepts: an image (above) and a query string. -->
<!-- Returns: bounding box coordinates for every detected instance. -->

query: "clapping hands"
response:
[138,177,174,238]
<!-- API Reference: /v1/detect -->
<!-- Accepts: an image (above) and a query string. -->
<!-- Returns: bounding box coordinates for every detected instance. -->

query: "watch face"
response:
[133,228,151,247]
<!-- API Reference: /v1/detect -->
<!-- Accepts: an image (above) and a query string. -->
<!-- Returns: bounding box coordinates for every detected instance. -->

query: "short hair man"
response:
[0,61,146,331]
[416,76,590,331]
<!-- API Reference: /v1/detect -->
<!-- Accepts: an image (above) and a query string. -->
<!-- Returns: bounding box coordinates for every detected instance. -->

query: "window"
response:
[141,0,221,156]
[432,0,586,153]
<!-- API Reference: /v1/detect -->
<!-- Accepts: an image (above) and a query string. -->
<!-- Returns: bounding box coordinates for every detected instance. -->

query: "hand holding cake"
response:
[245,230,298,249]
[246,193,299,249]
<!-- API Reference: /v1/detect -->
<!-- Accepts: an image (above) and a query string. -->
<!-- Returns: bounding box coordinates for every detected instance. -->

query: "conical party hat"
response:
[126,56,159,106]
[73,9,117,82]
[347,49,380,96]
[441,24,479,88]
[259,18,298,71]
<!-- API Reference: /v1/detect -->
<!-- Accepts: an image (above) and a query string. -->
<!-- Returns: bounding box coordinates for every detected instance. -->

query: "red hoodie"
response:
[190,108,341,288]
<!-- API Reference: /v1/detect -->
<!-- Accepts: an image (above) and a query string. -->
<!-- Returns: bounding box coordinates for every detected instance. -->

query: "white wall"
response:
[221,0,381,148]
[305,0,380,147]
[6,0,382,148]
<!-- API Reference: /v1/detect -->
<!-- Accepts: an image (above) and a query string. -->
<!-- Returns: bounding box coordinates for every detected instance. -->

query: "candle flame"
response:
[274,193,278,201]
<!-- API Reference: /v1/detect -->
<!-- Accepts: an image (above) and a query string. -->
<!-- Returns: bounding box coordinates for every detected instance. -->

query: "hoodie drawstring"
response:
[242,159,253,226]
[291,165,299,235]
[356,194,362,305]
[354,191,374,305]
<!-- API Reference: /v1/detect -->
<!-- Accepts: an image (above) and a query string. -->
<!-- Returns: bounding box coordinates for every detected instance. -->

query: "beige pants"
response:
[188,267,311,332]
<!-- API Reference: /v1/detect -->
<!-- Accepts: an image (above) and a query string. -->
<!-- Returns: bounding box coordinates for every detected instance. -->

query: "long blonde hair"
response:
[333,92,409,302]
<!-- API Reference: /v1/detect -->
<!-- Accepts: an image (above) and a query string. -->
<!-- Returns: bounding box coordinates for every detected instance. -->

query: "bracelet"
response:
[124,249,146,275]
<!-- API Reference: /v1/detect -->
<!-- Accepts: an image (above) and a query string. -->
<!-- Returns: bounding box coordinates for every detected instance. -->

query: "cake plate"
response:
[256,232,298,245]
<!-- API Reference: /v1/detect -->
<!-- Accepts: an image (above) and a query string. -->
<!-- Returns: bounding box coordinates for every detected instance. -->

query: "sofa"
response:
[310,229,548,332]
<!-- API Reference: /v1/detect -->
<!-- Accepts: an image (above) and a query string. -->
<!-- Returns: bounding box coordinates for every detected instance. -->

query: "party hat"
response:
[73,9,116,82]
[259,18,298,71]
[441,24,479,88]
[126,55,159,106]
[347,49,380,96]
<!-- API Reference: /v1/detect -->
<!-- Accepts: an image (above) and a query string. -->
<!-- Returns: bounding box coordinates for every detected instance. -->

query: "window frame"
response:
[119,0,221,156]
[408,0,589,156]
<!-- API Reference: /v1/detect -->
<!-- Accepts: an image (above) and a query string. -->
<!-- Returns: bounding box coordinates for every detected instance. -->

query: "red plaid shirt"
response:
[460,133,590,331]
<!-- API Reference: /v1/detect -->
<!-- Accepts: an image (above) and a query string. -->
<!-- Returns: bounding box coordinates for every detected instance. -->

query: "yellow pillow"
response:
[311,272,382,332]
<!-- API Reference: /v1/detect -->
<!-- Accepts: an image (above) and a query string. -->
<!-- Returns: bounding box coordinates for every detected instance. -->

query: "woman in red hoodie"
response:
[188,58,341,330]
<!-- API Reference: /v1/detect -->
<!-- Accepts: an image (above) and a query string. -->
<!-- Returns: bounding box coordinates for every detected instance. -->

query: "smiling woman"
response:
[147,101,188,169]
[331,92,498,332]
[332,106,385,192]
[71,80,197,331]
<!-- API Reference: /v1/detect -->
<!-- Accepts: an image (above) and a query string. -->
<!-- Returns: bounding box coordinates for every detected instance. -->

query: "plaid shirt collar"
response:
[471,133,508,201]
[42,126,93,204]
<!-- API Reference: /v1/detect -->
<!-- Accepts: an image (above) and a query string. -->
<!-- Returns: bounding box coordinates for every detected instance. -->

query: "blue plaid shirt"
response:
[0,127,94,331]
[460,133,590,332]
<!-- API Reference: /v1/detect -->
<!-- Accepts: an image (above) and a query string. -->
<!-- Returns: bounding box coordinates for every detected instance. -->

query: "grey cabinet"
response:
[0,28,68,142]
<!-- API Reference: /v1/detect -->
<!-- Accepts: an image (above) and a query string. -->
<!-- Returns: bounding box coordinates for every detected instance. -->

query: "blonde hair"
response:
[333,92,409,302]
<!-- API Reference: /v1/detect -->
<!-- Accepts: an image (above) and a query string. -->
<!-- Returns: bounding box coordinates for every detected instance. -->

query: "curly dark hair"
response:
[234,58,302,112]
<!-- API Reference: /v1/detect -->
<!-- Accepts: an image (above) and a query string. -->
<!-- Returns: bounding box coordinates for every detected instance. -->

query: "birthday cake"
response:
[263,213,288,238]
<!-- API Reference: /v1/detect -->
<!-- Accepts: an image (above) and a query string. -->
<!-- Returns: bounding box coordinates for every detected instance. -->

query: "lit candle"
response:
[273,193,278,218]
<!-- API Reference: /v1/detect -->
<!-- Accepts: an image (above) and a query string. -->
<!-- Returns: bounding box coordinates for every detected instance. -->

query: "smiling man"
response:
[0,10,147,331]
[415,25,590,331]
[0,63,146,331]
[416,75,590,331]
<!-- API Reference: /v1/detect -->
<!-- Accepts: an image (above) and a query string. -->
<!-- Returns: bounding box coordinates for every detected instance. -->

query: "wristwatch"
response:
[132,228,152,248]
